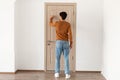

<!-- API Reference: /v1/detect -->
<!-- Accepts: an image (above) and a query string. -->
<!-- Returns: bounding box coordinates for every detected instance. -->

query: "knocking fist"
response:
[50,16,55,19]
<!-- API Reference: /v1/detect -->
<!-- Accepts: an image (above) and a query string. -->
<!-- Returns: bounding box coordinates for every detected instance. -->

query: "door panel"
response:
[45,3,76,71]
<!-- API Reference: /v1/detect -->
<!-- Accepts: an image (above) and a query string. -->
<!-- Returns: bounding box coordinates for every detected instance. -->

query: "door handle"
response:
[48,40,56,42]
[48,43,50,45]
[47,40,55,46]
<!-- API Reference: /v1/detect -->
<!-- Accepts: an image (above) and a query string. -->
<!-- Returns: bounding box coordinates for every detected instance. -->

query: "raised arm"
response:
[49,16,56,27]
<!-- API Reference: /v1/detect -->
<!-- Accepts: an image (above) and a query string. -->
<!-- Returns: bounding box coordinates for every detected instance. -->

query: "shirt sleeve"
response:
[49,21,58,27]
[68,24,73,43]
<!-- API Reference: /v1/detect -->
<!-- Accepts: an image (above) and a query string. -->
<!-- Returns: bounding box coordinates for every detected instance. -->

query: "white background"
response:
[102,0,120,80]
[15,0,103,71]
[0,0,15,72]
[2,0,120,80]
[0,0,103,72]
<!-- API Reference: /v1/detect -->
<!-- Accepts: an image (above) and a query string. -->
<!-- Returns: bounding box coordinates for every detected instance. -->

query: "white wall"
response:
[75,0,103,71]
[102,0,120,80]
[15,0,103,71]
[15,0,45,70]
[0,0,15,72]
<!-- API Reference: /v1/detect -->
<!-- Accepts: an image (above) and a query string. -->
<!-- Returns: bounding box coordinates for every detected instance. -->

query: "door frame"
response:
[44,2,77,72]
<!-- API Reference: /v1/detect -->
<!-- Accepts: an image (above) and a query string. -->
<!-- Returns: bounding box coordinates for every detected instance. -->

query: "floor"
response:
[0,71,106,80]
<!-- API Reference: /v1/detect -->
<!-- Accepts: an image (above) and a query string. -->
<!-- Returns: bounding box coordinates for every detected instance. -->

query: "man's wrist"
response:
[50,18,53,23]
[70,41,73,44]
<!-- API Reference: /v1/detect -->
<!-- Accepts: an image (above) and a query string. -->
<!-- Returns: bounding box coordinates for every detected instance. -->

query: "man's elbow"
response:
[50,23,55,27]
[49,23,52,26]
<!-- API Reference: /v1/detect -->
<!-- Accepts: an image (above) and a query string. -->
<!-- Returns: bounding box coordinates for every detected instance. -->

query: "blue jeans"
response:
[55,40,70,74]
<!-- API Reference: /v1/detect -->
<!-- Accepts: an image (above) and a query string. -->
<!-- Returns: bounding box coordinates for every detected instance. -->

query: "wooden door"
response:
[45,3,76,72]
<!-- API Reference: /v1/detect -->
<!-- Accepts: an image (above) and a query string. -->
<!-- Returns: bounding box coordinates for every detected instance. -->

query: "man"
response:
[49,11,73,79]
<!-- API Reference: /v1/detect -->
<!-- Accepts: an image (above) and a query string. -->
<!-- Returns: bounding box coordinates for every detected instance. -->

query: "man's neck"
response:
[60,19,65,21]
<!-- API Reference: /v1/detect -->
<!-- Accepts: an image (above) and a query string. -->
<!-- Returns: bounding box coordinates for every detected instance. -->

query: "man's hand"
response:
[50,16,56,26]
[70,41,73,49]
[50,16,55,20]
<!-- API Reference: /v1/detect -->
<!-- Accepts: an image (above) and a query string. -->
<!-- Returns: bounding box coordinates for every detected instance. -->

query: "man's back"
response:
[55,21,72,41]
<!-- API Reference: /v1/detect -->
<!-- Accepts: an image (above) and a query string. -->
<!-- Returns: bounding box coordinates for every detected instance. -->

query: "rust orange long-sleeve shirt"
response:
[50,20,72,43]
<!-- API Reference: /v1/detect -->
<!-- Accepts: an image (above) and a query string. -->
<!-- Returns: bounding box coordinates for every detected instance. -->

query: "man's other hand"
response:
[70,42,73,49]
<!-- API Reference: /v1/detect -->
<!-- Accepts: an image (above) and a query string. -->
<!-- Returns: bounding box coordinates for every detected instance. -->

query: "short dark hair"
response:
[59,12,67,20]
